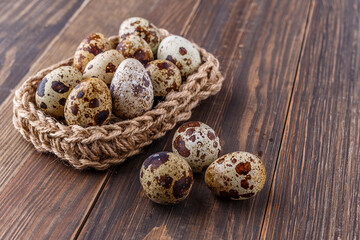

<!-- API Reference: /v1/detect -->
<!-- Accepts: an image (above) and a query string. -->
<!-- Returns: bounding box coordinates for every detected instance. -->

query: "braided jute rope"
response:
[12,29,224,170]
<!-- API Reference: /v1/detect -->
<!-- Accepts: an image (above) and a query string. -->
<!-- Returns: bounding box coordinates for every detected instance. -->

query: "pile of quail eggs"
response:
[35,17,201,127]
[140,121,267,205]
[33,17,266,205]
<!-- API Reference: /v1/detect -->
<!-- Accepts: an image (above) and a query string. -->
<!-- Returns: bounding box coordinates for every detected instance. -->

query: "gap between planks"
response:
[258,1,315,239]
[71,1,203,239]
[72,169,115,239]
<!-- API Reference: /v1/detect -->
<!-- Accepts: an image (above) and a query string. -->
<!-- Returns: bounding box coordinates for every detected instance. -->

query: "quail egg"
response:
[157,35,201,77]
[35,66,82,118]
[83,50,125,85]
[145,60,181,97]
[172,121,221,172]
[119,17,161,55]
[64,78,112,127]
[110,58,153,119]
[73,33,112,72]
[140,152,194,205]
[116,34,154,65]
[205,151,266,200]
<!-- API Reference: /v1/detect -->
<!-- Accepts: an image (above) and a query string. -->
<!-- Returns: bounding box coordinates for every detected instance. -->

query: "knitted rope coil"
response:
[12,29,224,170]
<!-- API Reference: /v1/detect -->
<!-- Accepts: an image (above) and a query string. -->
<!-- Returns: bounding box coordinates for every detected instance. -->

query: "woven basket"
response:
[12,29,224,170]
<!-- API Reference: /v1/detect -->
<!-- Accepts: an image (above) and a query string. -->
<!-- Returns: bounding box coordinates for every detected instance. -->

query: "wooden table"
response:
[0,0,359,239]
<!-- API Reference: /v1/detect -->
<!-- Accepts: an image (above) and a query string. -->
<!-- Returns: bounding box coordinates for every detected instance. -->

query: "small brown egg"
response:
[157,35,201,77]
[110,58,153,119]
[140,152,194,205]
[73,33,112,72]
[172,121,221,172]
[64,78,112,127]
[119,17,161,55]
[116,34,153,65]
[83,50,125,85]
[35,66,82,118]
[205,151,266,200]
[145,60,181,97]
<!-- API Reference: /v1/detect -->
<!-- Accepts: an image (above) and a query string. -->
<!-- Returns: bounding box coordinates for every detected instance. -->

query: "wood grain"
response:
[0,0,84,102]
[78,0,312,239]
[2,0,358,239]
[143,225,172,240]
[0,0,199,239]
[261,0,360,239]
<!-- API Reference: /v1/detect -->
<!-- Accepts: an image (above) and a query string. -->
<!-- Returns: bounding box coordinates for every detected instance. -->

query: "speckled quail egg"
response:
[157,35,201,77]
[119,17,161,55]
[145,60,181,97]
[110,58,153,119]
[172,121,221,173]
[116,34,154,65]
[205,151,266,200]
[35,66,82,118]
[64,78,112,127]
[83,50,125,85]
[140,152,194,205]
[73,33,112,72]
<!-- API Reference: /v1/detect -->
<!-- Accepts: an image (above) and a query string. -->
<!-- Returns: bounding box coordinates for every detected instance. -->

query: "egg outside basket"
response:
[12,29,224,170]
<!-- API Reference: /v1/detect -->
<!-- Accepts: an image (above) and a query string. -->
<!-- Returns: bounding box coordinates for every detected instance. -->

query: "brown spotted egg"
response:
[119,17,161,55]
[116,34,153,65]
[35,66,82,118]
[205,151,266,200]
[73,33,112,72]
[172,121,221,172]
[110,58,153,119]
[83,50,125,85]
[157,35,201,77]
[64,78,112,127]
[140,152,194,205]
[145,60,181,97]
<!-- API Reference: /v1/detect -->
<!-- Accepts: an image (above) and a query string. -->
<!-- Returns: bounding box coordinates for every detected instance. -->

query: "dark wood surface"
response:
[0,0,358,239]
[261,0,360,239]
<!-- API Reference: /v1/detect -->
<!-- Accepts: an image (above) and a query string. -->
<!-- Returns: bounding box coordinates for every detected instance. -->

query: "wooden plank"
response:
[0,1,200,239]
[0,0,85,102]
[260,0,360,239]
[78,0,312,239]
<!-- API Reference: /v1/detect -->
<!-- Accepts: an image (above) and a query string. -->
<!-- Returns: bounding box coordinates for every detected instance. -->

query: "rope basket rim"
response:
[12,28,224,170]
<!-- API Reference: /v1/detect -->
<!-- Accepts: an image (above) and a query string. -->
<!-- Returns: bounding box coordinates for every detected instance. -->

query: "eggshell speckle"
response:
[73,33,112,72]
[64,78,112,127]
[157,35,201,77]
[35,66,82,118]
[205,151,266,200]
[83,50,125,85]
[116,34,153,65]
[140,152,194,205]
[172,121,221,172]
[145,60,181,97]
[110,58,153,119]
[119,17,161,55]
